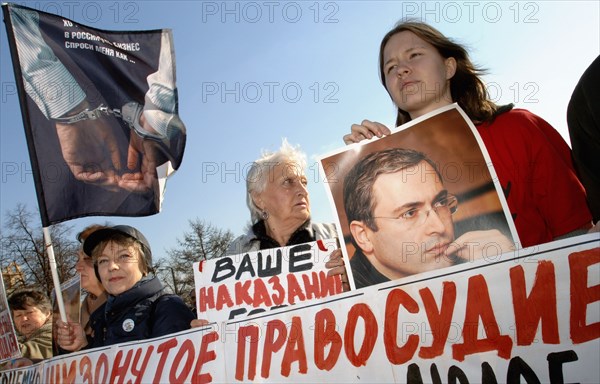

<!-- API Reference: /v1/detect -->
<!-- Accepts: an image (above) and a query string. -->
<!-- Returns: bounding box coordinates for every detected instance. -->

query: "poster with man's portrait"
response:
[319,104,519,289]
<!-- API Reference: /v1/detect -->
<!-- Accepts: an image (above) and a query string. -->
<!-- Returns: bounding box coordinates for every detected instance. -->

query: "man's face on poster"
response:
[352,161,456,279]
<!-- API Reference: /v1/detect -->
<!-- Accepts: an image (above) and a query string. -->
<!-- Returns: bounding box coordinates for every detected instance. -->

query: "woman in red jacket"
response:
[343,21,593,248]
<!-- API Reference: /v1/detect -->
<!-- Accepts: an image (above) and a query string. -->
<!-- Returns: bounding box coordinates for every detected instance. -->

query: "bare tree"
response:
[158,219,233,308]
[0,204,78,297]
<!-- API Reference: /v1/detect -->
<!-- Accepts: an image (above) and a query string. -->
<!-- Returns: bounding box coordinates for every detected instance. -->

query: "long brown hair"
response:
[379,21,507,126]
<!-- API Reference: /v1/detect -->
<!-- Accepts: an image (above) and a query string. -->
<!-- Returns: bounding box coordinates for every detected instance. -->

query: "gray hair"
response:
[246,139,307,224]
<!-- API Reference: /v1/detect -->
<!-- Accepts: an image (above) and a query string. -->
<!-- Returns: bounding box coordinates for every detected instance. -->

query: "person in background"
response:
[344,20,593,248]
[56,225,194,350]
[226,139,347,284]
[3,289,53,369]
[568,55,600,225]
[75,225,108,338]
[191,139,348,328]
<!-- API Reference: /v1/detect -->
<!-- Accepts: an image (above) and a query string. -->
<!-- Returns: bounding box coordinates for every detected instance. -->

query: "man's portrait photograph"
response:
[320,105,519,289]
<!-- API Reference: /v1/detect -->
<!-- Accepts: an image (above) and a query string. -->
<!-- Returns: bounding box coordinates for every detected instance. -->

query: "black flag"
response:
[2,3,186,225]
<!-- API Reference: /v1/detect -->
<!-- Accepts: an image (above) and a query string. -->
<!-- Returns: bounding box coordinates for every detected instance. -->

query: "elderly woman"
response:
[229,140,347,282]
[227,139,342,255]
[3,289,53,369]
[191,140,348,328]
[57,225,194,351]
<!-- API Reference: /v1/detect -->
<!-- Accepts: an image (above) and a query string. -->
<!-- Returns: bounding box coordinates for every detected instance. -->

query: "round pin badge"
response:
[122,318,135,332]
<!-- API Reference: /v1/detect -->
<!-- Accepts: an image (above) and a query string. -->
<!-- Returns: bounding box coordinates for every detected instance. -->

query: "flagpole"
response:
[43,227,67,322]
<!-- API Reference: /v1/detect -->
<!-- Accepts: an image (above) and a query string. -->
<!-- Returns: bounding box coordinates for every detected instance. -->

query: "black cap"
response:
[83,225,152,265]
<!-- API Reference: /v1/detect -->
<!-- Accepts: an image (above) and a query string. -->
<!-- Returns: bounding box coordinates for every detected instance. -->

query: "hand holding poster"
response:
[193,239,343,322]
[319,104,519,289]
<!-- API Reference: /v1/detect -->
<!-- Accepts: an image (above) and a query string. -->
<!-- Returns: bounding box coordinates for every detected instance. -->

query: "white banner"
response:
[1,234,598,383]
[193,238,342,322]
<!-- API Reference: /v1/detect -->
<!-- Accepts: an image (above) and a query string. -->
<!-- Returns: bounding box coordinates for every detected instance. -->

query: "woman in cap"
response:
[56,225,194,350]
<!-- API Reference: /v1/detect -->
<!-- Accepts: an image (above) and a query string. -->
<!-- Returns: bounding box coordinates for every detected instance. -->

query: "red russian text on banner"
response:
[1,234,598,382]
[193,239,343,323]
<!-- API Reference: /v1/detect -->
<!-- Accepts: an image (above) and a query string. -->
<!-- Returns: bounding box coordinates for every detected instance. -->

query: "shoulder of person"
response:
[506,109,573,149]
[311,222,337,239]
[494,108,551,128]
[226,231,258,256]
[150,293,194,325]
[153,293,185,307]
[489,108,561,140]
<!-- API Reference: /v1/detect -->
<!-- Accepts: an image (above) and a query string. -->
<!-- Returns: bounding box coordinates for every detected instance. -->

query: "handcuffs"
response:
[53,102,162,139]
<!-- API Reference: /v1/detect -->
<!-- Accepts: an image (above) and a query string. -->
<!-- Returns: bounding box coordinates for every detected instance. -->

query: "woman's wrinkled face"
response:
[254,161,310,225]
[96,241,144,296]
[382,31,456,119]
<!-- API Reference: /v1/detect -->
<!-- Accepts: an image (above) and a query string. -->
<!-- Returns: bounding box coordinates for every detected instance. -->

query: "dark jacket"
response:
[226,220,337,255]
[350,248,390,289]
[88,276,194,348]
